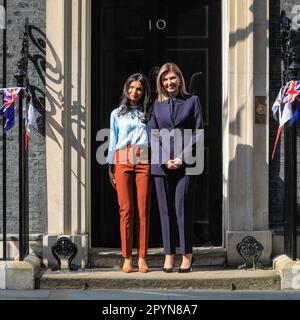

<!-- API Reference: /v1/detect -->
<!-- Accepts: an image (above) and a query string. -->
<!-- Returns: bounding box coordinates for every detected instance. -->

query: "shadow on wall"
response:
[28,21,86,162]
[229,1,254,50]
[28,25,64,144]
[228,144,262,229]
[26,1,86,235]
[29,21,85,157]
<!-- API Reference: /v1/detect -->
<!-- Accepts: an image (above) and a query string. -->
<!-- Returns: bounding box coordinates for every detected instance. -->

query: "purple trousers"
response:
[154,173,197,255]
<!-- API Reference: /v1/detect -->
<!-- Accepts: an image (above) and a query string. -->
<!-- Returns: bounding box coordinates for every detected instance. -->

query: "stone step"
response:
[38,268,281,290]
[89,247,227,268]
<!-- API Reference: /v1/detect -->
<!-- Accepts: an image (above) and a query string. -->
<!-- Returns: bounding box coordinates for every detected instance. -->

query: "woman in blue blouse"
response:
[107,73,152,273]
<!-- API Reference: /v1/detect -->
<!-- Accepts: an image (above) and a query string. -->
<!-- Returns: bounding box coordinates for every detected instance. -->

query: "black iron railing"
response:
[1,18,30,261]
[15,18,30,261]
[280,10,300,261]
[2,0,7,261]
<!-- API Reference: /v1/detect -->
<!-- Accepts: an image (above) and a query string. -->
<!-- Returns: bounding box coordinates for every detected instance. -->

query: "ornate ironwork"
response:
[12,18,31,261]
[280,10,300,82]
[51,237,78,271]
[14,18,29,88]
[236,236,264,270]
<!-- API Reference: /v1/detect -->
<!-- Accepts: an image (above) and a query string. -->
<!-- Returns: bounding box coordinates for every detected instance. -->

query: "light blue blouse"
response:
[106,106,149,164]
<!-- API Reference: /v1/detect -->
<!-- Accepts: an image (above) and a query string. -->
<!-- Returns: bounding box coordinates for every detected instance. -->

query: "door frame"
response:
[87,0,229,250]
[221,0,229,248]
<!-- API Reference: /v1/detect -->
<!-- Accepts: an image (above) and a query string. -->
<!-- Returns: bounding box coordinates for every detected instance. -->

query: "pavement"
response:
[0,289,300,300]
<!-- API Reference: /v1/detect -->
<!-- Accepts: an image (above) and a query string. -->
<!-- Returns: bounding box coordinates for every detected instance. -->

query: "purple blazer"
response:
[147,95,204,176]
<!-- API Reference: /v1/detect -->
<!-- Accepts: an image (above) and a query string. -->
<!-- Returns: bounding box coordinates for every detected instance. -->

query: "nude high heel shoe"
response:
[122,258,133,273]
[138,258,149,273]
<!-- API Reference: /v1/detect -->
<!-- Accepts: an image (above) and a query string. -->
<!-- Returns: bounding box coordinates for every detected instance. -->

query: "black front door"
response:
[91,0,222,248]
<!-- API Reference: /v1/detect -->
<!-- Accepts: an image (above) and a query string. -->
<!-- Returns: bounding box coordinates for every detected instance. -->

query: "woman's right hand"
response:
[167,159,182,170]
[108,165,117,190]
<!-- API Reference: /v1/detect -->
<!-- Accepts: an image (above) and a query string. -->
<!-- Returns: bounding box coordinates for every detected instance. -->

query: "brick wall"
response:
[269,0,300,228]
[0,0,46,234]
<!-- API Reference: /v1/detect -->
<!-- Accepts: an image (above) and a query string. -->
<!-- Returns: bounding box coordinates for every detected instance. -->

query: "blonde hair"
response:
[156,63,189,102]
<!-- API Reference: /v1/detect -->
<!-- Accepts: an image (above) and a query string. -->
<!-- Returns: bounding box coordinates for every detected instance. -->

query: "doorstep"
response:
[39,246,278,291]
[38,267,280,291]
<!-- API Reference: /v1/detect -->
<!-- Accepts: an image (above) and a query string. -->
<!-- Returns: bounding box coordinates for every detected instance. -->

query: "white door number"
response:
[149,19,167,30]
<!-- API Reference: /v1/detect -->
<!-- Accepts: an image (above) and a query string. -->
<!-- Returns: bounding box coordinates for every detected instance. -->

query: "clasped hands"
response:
[166,158,183,170]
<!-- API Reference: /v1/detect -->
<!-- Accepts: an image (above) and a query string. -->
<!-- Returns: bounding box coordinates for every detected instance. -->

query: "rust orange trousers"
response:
[114,147,151,258]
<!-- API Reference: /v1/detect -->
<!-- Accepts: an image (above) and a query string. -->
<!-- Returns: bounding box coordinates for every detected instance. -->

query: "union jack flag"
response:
[282,81,300,104]
[0,87,21,133]
[271,81,300,160]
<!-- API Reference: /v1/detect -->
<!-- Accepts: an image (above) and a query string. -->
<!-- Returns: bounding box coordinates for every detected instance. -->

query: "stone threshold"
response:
[89,247,227,268]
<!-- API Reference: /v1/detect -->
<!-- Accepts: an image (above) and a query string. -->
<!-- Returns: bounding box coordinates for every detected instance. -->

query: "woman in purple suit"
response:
[147,63,204,273]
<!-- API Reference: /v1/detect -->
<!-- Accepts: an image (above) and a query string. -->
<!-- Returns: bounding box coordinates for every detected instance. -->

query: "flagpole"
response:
[17,71,25,260]
[2,0,7,261]
[14,18,30,260]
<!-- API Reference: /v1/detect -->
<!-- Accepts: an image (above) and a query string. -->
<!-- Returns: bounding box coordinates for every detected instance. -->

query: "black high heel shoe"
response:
[162,266,174,273]
[178,256,194,273]
[162,255,174,273]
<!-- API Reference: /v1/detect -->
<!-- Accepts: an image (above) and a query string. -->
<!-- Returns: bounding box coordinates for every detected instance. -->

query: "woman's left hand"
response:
[167,158,183,170]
